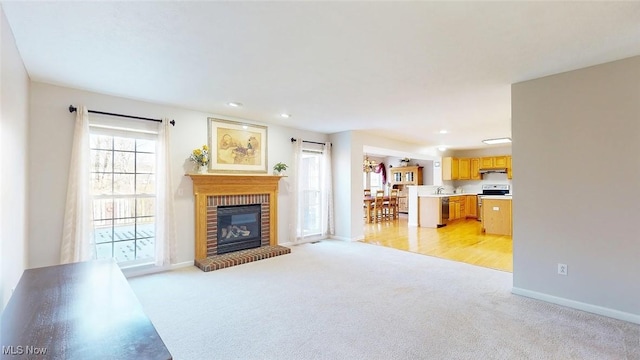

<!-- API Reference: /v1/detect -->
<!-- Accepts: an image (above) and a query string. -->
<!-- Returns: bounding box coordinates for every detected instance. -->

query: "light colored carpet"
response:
[128,240,639,360]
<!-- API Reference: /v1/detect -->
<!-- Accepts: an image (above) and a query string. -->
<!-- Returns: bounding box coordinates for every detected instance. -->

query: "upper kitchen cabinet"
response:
[481,156,508,168]
[442,157,459,180]
[458,158,471,180]
[444,155,511,181]
[470,158,481,180]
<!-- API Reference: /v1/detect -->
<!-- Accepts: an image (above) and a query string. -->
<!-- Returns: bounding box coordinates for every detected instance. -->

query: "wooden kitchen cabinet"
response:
[470,158,481,180]
[390,166,423,186]
[480,157,494,168]
[481,156,508,168]
[442,157,459,180]
[458,158,471,180]
[494,156,508,168]
[448,196,465,221]
[465,195,477,218]
[445,155,510,181]
[482,198,512,235]
[390,165,423,213]
[449,200,459,220]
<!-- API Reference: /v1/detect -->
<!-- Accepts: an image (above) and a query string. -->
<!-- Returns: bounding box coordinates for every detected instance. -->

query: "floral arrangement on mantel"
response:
[190,145,209,173]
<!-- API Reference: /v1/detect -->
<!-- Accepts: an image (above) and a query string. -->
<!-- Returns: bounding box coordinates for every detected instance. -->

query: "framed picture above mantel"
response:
[207,118,268,173]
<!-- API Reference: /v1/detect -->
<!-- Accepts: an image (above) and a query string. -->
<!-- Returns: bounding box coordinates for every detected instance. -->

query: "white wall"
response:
[512,56,640,322]
[0,5,30,309]
[329,131,355,241]
[28,82,328,268]
[452,145,511,158]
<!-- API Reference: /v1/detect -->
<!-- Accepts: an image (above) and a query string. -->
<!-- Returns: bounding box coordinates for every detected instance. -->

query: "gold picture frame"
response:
[207,118,268,173]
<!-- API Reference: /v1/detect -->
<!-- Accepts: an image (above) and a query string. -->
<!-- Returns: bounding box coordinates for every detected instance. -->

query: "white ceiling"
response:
[3,1,640,150]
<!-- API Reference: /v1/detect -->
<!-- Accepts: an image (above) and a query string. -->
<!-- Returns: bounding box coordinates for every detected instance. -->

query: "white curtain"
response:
[321,142,334,237]
[289,139,303,242]
[60,106,94,263]
[155,118,177,266]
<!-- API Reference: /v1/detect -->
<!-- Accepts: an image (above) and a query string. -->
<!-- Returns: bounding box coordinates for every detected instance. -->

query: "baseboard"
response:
[512,287,640,325]
[329,235,362,242]
[280,239,322,247]
[123,261,194,278]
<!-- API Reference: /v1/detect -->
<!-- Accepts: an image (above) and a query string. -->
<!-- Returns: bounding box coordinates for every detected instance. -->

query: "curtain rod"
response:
[290,137,331,146]
[68,105,175,126]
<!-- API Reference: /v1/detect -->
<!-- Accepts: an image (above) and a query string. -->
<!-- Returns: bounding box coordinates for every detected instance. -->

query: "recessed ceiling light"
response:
[439,130,448,134]
[280,113,291,118]
[482,137,512,145]
[242,125,248,130]
[227,102,242,107]
[438,147,447,152]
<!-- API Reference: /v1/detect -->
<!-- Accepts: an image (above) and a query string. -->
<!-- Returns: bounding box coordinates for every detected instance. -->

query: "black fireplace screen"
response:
[217,204,261,254]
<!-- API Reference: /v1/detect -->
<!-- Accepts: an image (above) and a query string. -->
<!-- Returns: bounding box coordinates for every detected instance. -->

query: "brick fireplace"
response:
[188,174,290,272]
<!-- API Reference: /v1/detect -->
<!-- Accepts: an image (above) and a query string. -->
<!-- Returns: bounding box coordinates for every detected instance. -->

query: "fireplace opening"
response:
[217,204,262,255]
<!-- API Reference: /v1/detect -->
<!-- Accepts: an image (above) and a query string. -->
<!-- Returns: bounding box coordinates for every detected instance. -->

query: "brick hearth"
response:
[195,245,291,272]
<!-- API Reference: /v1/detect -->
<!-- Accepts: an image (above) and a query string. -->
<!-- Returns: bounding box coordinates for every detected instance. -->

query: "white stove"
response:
[480,184,510,196]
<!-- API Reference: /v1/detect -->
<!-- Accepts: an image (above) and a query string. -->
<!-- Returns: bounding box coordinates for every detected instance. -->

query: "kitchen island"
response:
[481,195,512,235]
[417,193,471,228]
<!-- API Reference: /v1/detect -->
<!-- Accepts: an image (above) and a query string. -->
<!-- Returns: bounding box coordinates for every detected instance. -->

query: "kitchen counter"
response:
[480,195,512,200]
[420,193,468,198]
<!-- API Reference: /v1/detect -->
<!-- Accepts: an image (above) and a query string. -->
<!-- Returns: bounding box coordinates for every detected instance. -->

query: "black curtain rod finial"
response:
[69,105,77,113]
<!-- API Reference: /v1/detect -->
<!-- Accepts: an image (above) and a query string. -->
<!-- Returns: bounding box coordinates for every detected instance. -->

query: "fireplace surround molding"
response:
[187,174,282,261]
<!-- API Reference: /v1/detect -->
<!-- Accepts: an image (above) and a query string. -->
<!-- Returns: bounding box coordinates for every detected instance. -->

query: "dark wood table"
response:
[1,260,172,359]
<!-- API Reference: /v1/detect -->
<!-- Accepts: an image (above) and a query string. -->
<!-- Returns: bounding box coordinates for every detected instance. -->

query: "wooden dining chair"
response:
[385,189,399,220]
[373,190,385,222]
[363,189,373,221]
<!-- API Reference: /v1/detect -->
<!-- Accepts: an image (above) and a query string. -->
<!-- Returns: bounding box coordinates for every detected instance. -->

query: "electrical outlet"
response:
[558,263,568,276]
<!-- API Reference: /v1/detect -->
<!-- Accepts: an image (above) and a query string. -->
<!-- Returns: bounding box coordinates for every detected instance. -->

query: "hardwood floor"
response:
[362,214,513,272]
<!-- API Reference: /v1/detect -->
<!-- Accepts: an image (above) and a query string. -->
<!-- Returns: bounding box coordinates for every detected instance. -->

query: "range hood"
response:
[479,168,507,174]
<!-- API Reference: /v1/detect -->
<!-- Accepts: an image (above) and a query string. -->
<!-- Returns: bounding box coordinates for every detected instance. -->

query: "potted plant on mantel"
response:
[273,162,288,175]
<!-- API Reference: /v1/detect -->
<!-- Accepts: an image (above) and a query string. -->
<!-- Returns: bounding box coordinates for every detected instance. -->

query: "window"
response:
[90,129,157,265]
[363,171,382,193]
[369,171,382,193]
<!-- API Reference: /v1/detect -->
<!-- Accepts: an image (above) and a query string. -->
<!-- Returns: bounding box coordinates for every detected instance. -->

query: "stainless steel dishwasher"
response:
[440,197,449,226]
